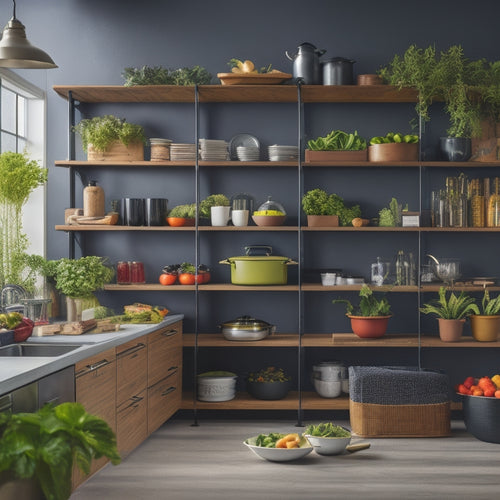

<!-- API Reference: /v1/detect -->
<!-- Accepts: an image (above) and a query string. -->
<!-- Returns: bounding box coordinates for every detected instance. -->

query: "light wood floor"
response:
[71,418,500,500]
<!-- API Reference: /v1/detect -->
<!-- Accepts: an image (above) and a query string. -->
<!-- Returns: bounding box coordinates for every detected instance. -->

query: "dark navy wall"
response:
[9,0,500,390]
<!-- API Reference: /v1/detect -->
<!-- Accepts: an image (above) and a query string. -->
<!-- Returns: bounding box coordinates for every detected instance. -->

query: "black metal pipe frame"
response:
[68,90,76,259]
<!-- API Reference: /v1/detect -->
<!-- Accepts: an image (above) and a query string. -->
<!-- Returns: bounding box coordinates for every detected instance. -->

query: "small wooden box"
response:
[402,211,420,227]
[304,149,368,163]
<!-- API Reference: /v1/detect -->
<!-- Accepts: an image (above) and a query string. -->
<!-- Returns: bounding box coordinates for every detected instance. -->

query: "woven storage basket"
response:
[349,366,451,437]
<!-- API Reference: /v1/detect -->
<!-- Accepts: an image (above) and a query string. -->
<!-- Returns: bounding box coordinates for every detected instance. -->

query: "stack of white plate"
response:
[236,146,260,161]
[268,144,299,161]
[199,139,229,161]
[170,143,198,161]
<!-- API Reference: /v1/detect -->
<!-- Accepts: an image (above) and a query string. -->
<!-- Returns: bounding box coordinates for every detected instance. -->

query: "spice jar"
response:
[116,261,131,284]
[130,261,145,283]
[83,180,105,217]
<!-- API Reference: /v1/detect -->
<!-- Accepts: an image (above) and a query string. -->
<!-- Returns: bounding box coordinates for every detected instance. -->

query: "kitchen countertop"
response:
[0,314,184,395]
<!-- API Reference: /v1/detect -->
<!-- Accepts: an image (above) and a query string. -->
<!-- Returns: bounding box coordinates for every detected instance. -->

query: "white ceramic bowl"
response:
[244,435,313,462]
[197,373,237,402]
[321,273,337,286]
[313,378,342,398]
[304,433,352,456]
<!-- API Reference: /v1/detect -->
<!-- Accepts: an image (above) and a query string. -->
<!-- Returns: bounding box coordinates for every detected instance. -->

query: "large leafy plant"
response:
[420,286,479,319]
[72,115,146,152]
[332,284,392,317]
[0,402,120,500]
[0,151,47,292]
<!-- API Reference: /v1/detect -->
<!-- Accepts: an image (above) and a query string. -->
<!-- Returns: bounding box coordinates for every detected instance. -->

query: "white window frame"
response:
[0,69,46,260]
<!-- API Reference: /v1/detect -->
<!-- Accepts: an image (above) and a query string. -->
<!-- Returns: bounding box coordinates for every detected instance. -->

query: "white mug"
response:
[231,209,249,227]
[211,206,231,226]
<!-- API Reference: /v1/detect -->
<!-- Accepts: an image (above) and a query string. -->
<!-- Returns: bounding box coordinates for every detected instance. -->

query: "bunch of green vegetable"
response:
[247,366,290,383]
[304,422,351,438]
[307,130,367,151]
[369,132,418,145]
[199,194,230,218]
[255,432,287,448]
[420,286,479,320]
[122,65,212,86]
[72,115,146,152]
[168,203,197,218]
[0,402,120,500]
[42,256,114,299]
[378,197,406,227]
[332,284,392,317]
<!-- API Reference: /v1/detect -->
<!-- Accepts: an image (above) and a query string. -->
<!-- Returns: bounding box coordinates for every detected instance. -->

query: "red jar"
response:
[130,261,145,283]
[116,261,131,284]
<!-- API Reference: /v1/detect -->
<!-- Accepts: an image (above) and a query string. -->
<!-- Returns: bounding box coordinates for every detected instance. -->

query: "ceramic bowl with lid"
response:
[219,315,276,341]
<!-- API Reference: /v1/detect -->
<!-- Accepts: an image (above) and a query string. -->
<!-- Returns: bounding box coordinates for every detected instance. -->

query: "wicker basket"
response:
[350,400,451,437]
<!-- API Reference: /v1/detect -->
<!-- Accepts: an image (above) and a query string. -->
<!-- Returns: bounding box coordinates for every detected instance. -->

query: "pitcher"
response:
[285,42,326,84]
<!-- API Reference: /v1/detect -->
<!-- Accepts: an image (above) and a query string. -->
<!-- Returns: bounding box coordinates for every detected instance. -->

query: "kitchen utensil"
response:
[322,57,355,85]
[121,198,144,226]
[211,206,231,226]
[313,361,343,381]
[219,315,276,341]
[229,134,260,160]
[231,209,249,226]
[321,273,336,286]
[219,246,297,285]
[285,42,326,84]
[217,72,292,86]
[427,254,461,284]
[313,378,342,398]
[252,215,286,226]
[244,435,313,462]
[246,380,291,400]
[304,432,351,455]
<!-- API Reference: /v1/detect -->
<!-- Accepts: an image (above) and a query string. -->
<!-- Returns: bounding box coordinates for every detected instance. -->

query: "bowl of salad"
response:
[244,432,312,462]
[304,422,352,455]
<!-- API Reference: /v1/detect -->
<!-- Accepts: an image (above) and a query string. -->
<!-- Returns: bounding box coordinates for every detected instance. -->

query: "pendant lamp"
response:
[0,0,57,68]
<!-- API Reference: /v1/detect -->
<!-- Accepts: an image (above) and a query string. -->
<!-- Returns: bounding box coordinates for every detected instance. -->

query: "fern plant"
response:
[420,286,479,319]
[479,288,500,316]
[332,284,392,317]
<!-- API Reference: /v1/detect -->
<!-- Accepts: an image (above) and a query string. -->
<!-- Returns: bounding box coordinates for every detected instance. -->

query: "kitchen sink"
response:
[0,342,83,357]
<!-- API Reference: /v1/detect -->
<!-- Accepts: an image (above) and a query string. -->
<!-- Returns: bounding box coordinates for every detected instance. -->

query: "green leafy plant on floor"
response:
[122,65,212,86]
[332,284,392,317]
[0,151,48,292]
[0,402,120,500]
[420,286,479,319]
[72,115,147,152]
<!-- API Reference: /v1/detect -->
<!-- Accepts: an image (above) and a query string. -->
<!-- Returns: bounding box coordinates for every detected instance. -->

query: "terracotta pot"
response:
[470,315,500,342]
[437,318,465,342]
[307,215,339,227]
[166,217,195,227]
[348,315,392,338]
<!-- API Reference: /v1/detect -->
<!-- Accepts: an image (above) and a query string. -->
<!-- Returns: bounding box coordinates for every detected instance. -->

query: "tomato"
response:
[159,273,177,285]
[178,273,196,285]
[196,271,210,284]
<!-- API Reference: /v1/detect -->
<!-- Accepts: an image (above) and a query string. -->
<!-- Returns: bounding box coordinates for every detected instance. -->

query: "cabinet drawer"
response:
[116,337,147,405]
[148,369,181,434]
[148,321,182,387]
[116,389,148,457]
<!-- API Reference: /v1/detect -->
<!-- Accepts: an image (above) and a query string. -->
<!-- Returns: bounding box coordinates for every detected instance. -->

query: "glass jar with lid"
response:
[255,196,286,216]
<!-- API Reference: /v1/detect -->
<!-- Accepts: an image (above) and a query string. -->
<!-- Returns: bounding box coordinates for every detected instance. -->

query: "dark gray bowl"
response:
[247,380,291,400]
[462,394,500,444]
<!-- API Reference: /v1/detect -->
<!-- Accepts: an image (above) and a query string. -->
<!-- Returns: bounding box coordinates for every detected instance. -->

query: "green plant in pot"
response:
[420,286,479,342]
[0,151,48,294]
[122,65,212,86]
[0,402,120,500]
[332,284,392,338]
[72,115,147,161]
[469,288,500,342]
[246,366,291,400]
[302,188,361,227]
[199,194,230,226]
[166,203,197,226]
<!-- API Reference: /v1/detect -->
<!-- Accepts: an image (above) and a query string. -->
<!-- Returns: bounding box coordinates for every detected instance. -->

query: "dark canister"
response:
[322,57,355,85]
[145,198,168,226]
[121,198,144,226]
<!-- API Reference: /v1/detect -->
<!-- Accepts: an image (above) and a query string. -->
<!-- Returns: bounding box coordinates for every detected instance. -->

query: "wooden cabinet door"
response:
[148,368,181,434]
[116,389,148,457]
[147,321,182,388]
[74,347,116,488]
[116,337,147,406]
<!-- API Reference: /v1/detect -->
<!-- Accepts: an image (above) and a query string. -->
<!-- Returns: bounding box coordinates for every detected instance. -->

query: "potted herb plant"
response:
[166,203,197,226]
[420,286,479,342]
[332,284,392,338]
[469,288,500,342]
[0,152,48,294]
[41,256,114,322]
[72,115,147,161]
[122,65,212,86]
[0,402,120,500]
[301,188,339,227]
[305,129,367,162]
[246,366,292,400]
[199,194,230,226]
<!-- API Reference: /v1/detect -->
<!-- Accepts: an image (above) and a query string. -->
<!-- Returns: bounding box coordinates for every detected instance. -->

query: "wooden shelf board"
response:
[199,225,298,232]
[55,225,196,231]
[183,333,298,347]
[301,284,419,292]
[301,392,350,410]
[306,334,420,347]
[54,160,298,168]
[181,391,300,410]
[103,283,299,292]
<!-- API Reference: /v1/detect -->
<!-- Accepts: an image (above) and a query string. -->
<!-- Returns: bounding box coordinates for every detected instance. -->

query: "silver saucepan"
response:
[219,315,276,341]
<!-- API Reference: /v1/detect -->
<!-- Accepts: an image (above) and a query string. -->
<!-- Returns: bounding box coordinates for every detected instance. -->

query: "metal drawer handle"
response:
[161,386,176,397]
[76,358,111,377]
[167,365,178,372]
[117,342,146,358]
[161,328,178,337]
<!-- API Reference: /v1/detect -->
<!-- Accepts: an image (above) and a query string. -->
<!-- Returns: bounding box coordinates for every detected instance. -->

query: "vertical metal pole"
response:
[417,113,423,370]
[68,91,76,259]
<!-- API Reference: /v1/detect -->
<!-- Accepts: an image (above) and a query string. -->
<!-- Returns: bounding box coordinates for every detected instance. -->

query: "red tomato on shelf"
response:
[178,273,196,285]
[159,273,177,285]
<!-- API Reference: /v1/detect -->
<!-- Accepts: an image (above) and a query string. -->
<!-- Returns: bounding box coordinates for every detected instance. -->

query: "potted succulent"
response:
[166,203,197,226]
[199,194,230,226]
[246,366,292,400]
[41,256,114,322]
[420,286,479,342]
[72,115,147,161]
[0,402,120,500]
[332,284,392,338]
[305,129,367,162]
[469,288,500,342]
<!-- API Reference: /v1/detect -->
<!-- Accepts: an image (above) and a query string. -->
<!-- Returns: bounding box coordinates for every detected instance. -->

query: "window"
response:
[0,69,46,259]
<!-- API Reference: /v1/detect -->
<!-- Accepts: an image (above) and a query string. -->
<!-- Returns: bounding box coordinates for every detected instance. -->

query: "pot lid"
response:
[221,315,273,330]
[322,57,355,64]
[227,255,290,262]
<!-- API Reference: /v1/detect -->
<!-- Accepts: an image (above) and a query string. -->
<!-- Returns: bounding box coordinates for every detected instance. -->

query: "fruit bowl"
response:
[460,393,500,443]
[244,435,312,462]
[252,215,286,226]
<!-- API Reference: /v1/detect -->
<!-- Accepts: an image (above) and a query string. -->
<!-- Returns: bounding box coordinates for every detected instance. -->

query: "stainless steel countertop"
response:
[0,314,184,395]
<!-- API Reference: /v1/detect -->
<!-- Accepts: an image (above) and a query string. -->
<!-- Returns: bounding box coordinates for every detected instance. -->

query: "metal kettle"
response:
[285,42,326,85]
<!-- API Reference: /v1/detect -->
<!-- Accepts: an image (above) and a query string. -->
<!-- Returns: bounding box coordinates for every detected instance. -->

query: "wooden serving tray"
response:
[217,72,292,85]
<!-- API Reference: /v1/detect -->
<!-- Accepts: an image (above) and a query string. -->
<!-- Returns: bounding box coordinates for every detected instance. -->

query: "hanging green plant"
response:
[0,151,47,292]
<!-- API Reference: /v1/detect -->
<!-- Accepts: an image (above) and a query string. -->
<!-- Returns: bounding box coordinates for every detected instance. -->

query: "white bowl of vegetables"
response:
[304,423,352,456]
[244,432,313,462]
